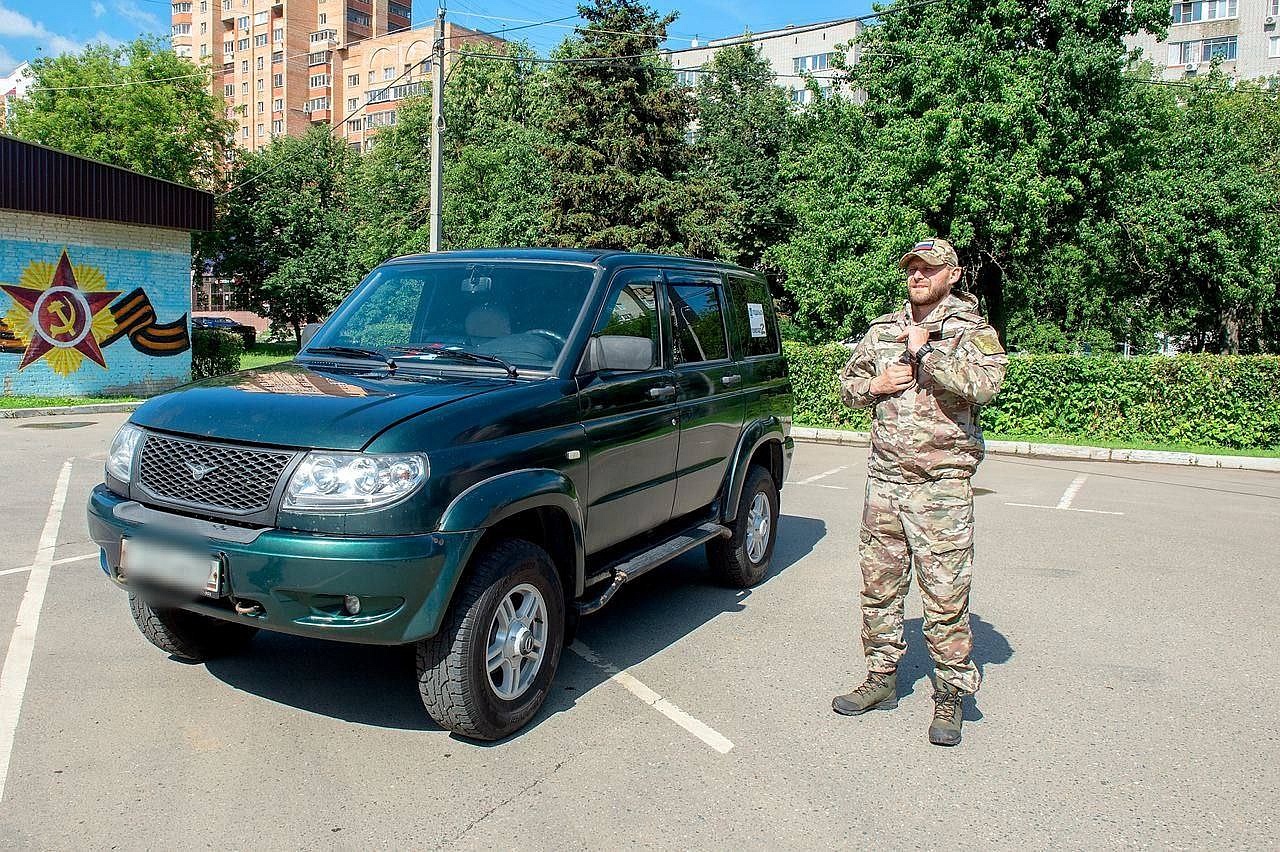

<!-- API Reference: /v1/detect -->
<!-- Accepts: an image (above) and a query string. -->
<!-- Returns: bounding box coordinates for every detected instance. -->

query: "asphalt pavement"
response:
[0,413,1276,849]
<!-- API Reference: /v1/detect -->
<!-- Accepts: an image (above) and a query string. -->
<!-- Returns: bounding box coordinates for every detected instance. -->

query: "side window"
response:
[669,282,728,365]
[728,274,780,357]
[591,274,660,371]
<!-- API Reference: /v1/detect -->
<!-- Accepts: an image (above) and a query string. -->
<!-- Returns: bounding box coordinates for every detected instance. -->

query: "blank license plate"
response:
[121,538,222,598]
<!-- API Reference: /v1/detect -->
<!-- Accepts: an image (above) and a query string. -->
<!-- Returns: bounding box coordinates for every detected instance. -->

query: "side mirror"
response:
[300,322,322,350]
[583,335,655,373]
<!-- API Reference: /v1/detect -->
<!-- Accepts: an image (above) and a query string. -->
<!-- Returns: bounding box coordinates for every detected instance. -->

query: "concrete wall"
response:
[0,210,194,397]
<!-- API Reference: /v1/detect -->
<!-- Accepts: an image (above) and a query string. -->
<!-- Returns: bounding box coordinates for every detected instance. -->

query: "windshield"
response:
[307,262,595,371]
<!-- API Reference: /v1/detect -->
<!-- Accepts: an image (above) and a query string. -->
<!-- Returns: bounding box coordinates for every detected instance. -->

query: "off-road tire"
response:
[128,593,258,661]
[707,464,778,588]
[416,539,565,741]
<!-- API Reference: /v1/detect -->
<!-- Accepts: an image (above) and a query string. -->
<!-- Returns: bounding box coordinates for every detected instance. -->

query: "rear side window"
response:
[669,283,729,364]
[728,274,780,357]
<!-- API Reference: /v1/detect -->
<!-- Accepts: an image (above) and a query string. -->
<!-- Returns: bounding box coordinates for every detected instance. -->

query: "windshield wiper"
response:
[302,346,396,369]
[389,347,517,378]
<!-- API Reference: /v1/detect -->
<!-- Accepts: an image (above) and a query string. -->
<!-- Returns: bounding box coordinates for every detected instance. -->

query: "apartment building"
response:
[1126,1,1280,80]
[336,23,505,151]
[173,0,413,151]
[0,62,33,129]
[663,18,862,104]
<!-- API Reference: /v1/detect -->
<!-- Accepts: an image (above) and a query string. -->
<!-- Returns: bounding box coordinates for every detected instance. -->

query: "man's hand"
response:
[896,325,930,355]
[870,363,914,396]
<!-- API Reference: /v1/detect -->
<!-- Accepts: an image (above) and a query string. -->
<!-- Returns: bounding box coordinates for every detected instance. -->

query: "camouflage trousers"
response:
[858,476,981,694]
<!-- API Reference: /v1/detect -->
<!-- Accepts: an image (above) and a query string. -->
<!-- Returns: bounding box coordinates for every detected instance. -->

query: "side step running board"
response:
[576,522,731,616]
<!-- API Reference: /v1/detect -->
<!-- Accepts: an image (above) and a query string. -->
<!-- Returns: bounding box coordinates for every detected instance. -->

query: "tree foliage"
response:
[10,38,233,188]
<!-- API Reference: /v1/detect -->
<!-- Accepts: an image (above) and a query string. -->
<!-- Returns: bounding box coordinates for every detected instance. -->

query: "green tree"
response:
[542,0,724,255]
[203,129,358,342]
[691,40,794,269]
[9,38,233,188]
[769,0,1172,346]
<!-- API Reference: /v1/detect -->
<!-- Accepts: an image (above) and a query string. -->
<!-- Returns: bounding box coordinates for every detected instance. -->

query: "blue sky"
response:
[0,0,878,75]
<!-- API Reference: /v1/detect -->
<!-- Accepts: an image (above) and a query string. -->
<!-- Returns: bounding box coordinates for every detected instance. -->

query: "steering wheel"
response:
[525,328,566,347]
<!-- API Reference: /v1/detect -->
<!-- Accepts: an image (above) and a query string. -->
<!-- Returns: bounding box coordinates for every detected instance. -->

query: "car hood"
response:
[131,362,511,451]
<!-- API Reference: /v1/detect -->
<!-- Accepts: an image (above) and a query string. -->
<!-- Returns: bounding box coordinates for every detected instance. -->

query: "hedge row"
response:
[783,343,1280,450]
[192,329,245,380]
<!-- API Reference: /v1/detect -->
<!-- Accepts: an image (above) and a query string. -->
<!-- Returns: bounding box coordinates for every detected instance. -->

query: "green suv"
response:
[87,250,794,740]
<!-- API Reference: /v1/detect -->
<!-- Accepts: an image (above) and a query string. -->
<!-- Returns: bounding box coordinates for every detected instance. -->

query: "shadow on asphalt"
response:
[202,513,827,739]
[895,614,1014,721]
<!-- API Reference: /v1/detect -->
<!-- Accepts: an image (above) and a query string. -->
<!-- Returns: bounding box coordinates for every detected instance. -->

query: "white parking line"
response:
[0,459,73,803]
[0,553,98,579]
[784,482,849,491]
[569,640,734,754]
[1005,474,1124,516]
[798,465,850,485]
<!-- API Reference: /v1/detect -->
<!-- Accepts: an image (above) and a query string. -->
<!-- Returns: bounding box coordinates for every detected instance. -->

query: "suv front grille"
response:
[138,434,295,515]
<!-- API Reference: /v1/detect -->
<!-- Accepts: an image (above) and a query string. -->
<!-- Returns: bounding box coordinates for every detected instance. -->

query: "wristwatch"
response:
[913,342,936,364]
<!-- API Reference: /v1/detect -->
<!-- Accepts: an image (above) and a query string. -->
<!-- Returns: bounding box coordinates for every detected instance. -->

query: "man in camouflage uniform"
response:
[831,237,1007,747]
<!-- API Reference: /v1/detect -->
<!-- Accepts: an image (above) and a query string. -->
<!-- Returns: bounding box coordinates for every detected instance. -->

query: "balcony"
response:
[307,50,332,66]
[309,29,338,46]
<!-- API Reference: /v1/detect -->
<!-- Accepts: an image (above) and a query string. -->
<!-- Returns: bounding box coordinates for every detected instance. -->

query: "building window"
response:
[240,81,248,94]
[253,11,268,25]
[363,109,397,129]
[368,70,375,84]
[347,119,362,132]
[347,97,358,110]
[223,83,234,96]
[1171,1,1238,24]
[309,74,330,88]
[241,60,248,72]
[223,41,234,56]
[200,1,207,11]
[792,53,835,73]
[384,67,394,80]
[257,78,264,91]
[272,119,283,134]
[348,74,360,86]
[257,101,264,114]
[1271,36,1280,58]
[254,34,268,47]
[272,73,283,87]
[172,23,191,35]
[200,22,206,34]
[172,1,191,10]
[304,97,330,112]
[388,1,410,18]
[237,38,249,51]
[318,12,327,24]
[1202,35,1238,61]
[256,56,264,70]
[1273,0,1280,15]
[237,16,248,29]
[347,10,370,26]
[272,98,282,111]
[200,44,208,57]
[272,51,283,64]
[273,27,283,42]
[242,126,249,138]
[222,0,231,9]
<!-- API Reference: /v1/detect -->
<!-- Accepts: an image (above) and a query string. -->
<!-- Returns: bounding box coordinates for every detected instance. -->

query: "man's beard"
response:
[908,280,951,306]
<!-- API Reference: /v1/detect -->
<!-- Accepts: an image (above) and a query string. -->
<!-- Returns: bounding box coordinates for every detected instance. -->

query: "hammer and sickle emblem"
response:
[48,298,76,337]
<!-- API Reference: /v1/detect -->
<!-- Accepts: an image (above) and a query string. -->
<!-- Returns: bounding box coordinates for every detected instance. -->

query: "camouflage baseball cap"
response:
[898,237,959,270]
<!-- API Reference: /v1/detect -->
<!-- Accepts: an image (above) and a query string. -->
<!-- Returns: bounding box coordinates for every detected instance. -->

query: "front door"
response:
[666,272,746,520]
[578,268,680,554]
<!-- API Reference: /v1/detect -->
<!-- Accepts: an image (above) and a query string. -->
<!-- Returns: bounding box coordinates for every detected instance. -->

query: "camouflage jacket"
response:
[839,291,1007,483]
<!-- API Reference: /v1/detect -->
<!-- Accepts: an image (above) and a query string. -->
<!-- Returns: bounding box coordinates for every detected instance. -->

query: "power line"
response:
[448,10,702,43]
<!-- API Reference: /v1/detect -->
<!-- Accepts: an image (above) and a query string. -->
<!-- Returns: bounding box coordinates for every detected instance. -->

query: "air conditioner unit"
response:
[1184,62,1197,71]
[1267,15,1276,25]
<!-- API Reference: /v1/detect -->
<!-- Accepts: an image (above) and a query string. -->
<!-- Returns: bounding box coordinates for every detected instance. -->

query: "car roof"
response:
[382,248,756,276]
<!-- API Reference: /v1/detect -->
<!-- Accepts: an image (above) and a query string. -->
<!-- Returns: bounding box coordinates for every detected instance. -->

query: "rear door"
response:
[578,268,680,553]
[665,270,746,520]
[724,271,789,431]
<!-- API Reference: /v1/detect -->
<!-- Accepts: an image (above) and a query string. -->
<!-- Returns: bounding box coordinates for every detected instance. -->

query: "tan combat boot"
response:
[832,670,898,715]
[929,683,965,746]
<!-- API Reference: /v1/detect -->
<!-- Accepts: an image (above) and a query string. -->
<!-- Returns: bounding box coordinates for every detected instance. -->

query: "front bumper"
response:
[87,485,481,645]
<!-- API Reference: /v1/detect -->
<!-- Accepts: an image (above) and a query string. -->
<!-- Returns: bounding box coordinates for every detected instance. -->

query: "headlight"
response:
[283,452,428,511]
[106,423,144,482]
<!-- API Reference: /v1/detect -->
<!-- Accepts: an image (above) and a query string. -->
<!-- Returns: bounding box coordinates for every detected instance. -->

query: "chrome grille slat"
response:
[138,435,293,514]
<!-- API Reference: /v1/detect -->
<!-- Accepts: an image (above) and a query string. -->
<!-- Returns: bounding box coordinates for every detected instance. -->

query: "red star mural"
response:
[1,250,121,371]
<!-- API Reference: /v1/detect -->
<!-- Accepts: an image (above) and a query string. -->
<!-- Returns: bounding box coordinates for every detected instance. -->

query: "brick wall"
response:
[0,210,194,397]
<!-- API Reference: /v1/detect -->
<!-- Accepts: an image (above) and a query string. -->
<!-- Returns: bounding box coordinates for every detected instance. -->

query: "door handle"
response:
[648,385,677,399]
[721,374,742,386]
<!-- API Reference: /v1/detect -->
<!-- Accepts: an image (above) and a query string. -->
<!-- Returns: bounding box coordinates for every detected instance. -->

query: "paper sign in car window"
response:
[747,303,767,338]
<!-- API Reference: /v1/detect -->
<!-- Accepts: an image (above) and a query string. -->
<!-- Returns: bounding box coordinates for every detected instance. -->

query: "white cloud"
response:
[0,2,82,58]
[0,43,17,76]
[114,0,159,31]
[92,2,106,18]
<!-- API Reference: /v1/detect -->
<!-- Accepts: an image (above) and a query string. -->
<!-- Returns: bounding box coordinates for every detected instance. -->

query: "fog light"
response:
[343,594,361,615]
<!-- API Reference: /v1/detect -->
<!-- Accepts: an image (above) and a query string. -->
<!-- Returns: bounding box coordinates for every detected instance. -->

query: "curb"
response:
[790,427,1280,473]
[0,402,142,420]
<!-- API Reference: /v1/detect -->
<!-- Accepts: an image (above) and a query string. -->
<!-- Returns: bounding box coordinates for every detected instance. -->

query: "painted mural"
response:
[0,248,190,378]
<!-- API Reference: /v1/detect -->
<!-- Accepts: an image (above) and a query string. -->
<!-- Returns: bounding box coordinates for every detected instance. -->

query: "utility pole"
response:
[429,2,446,252]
